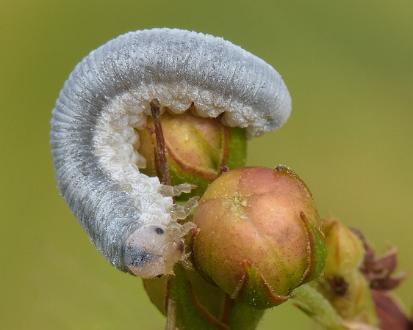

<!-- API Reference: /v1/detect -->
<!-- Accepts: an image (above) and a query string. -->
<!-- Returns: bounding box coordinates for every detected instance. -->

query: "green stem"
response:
[165,295,176,330]
[149,99,263,329]
[292,284,347,330]
[169,265,226,329]
[168,265,264,329]
[225,300,265,330]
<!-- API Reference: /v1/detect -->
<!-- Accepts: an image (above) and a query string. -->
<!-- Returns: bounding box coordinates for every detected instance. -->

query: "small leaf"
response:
[300,212,327,283]
[231,261,289,309]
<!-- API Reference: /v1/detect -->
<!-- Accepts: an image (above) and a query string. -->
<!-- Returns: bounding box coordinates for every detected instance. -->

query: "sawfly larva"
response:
[50,28,291,278]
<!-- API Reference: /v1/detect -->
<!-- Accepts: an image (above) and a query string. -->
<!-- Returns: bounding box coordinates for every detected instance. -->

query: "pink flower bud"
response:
[192,166,326,308]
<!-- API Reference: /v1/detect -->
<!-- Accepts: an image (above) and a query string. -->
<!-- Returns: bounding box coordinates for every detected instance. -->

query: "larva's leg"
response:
[170,197,199,221]
[159,183,197,197]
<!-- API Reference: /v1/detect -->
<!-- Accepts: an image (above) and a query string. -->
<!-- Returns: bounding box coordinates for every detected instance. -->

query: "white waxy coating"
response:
[50,28,292,277]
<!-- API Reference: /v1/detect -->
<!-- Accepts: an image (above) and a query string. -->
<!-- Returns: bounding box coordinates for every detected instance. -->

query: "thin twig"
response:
[165,295,177,330]
[220,293,234,325]
[150,99,175,329]
[150,99,171,185]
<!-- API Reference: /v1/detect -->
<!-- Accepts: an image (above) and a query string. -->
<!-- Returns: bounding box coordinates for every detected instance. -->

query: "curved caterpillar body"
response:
[50,28,291,278]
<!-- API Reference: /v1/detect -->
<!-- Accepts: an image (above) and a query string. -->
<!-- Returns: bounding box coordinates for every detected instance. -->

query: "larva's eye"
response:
[154,227,164,235]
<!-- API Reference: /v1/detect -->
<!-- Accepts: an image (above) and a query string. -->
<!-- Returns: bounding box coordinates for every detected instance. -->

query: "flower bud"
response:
[320,220,377,325]
[323,220,364,277]
[192,166,326,309]
[135,109,246,197]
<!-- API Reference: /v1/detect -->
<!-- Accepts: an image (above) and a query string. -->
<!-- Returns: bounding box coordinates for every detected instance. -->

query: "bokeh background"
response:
[1,0,412,329]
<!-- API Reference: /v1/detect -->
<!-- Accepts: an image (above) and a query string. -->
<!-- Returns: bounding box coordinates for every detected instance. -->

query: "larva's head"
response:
[123,224,186,278]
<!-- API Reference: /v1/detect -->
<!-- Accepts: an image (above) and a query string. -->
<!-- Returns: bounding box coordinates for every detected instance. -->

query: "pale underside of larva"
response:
[50,28,291,278]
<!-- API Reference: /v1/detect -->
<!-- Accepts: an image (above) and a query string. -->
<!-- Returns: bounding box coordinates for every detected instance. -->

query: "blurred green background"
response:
[1,0,412,329]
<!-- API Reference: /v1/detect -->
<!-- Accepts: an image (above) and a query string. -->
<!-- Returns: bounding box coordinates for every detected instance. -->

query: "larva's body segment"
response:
[50,28,291,277]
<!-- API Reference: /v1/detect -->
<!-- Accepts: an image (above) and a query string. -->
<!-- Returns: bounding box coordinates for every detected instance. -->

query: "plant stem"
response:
[150,99,176,329]
[165,295,177,330]
[224,299,265,330]
[292,284,347,330]
[169,265,228,329]
[150,99,264,329]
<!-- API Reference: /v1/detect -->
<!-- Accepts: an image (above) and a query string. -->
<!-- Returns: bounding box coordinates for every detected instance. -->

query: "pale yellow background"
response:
[1,0,412,329]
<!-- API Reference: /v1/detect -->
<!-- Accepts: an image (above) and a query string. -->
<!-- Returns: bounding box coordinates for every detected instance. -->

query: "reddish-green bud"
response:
[135,110,246,197]
[192,166,327,309]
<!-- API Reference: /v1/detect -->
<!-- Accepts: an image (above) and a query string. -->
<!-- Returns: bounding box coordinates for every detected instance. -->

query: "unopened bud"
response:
[320,220,378,326]
[135,110,246,197]
[323,220,364,277]
[192,166,326,309]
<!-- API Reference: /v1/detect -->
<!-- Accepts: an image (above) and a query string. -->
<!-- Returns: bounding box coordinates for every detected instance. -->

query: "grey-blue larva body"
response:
[50,28,291,278]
